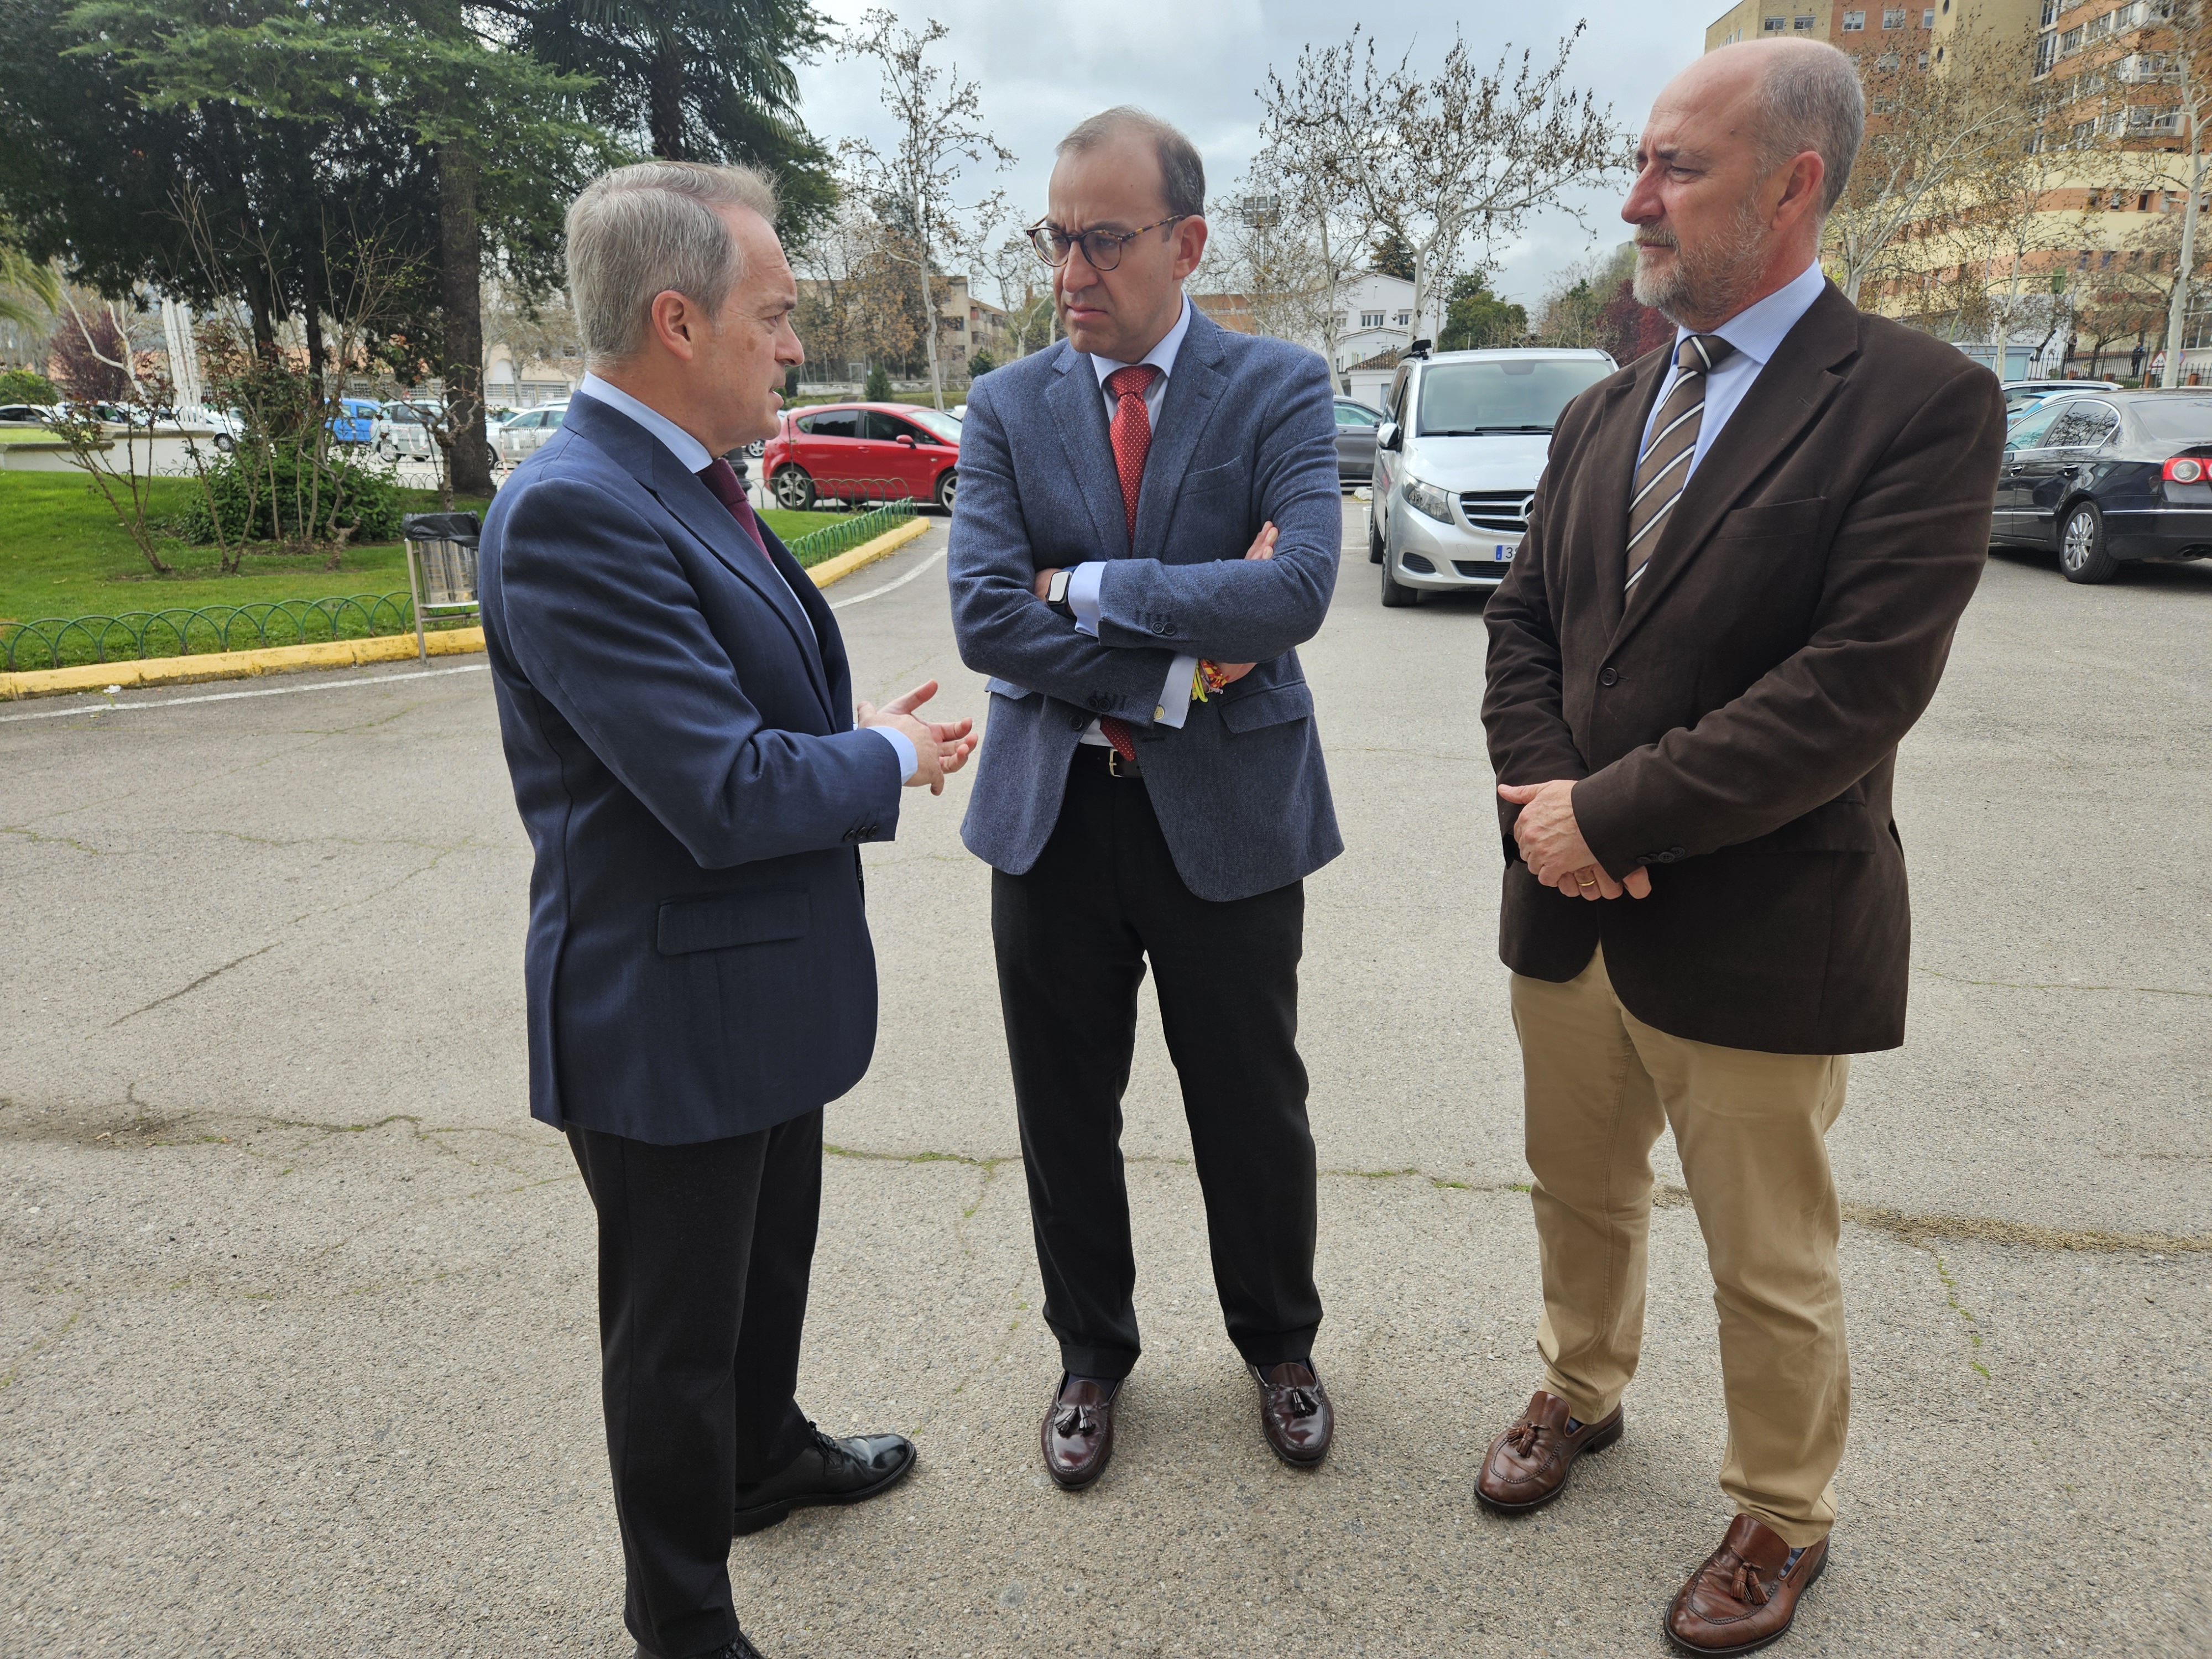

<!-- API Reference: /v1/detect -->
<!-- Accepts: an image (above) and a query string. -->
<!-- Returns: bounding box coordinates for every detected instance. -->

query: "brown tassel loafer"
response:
[1474,1389,1624,1512]
[1664,1514,1829,1655]
[1251,1361,1333,1466]
[1040,1374,1118,1490]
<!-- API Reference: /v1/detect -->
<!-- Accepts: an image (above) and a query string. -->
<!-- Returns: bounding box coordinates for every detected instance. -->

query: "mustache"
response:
[1634,229,1678,250]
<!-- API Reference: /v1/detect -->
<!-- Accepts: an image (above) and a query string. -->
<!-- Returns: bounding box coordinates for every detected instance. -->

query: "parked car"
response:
[1990,387,2212,582]
[1369,346,1617,607]
[2002,378,2121,421]
[1332,397,1383,488]
[377,400,441,462]
[175,404,243,452]
[328,397,380,447]
[0,402,60,425]
[495,402,570,464]
[763,401,962,511]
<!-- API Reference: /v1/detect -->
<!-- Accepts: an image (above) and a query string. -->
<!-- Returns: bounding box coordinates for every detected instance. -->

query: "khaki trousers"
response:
[1511,945,1850,1546]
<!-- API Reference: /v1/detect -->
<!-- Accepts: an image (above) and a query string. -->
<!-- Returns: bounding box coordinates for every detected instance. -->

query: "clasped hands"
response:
[857,679,977,795]
[1032,521,1280,690]
[1496,779,1653,902]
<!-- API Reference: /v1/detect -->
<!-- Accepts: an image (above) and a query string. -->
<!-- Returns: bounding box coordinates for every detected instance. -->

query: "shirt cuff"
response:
[870,724,917,782]
[1067,562,1104,637]
[1155,654,1199,729]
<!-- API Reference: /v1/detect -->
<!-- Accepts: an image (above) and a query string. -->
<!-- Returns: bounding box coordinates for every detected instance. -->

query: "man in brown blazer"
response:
[1477,39,2005,1655]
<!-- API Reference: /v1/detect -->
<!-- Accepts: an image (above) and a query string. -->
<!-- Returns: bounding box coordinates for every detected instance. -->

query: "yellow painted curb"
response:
[0,514,932,702]
[805,514,930,589]
[0,628,485,701]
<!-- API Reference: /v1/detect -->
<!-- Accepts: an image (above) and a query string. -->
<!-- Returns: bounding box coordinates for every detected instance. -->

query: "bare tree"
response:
[1824,15,2041,305]
[1249,68,1376,387]
[837,12,1011,410]
[2104,0,2212,383]
[1266,25,1620,358]
[956,190,1050,362]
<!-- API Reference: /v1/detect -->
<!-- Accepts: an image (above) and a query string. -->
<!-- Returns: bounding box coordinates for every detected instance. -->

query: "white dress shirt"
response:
[1063,296,1201,743]
[1639,260,1829,483]
[576,373,915,781]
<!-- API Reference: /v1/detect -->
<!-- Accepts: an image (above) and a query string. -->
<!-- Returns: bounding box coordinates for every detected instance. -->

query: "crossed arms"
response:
[947,354,1344,714]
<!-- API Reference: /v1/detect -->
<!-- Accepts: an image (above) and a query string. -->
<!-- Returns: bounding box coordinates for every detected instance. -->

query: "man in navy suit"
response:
[949,108,1345,1489]
[479,161,974,1659]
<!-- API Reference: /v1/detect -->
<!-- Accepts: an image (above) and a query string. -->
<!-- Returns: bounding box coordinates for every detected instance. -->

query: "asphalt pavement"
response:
[2,502,2208,1657]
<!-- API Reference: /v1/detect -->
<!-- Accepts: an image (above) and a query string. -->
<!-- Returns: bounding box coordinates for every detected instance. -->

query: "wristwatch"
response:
[1045,567,1075,618]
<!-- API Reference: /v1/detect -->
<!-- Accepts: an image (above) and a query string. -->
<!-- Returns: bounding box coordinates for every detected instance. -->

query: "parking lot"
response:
[2,502,2208,1656]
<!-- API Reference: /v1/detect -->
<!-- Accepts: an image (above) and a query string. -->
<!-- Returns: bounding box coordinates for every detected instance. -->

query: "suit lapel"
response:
[1045,346,1129,557]
[1136,315,1228,556]
[765,521,852,716]
[1610,284,1859,652]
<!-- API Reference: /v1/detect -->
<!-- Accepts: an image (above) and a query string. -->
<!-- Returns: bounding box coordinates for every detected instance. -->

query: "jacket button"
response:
[1151,620,1173,637]
[1070,715,1087,731]
[1598,666,1619,687]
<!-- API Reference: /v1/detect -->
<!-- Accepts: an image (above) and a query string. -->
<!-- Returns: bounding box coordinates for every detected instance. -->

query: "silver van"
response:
[1369,346,1616,607]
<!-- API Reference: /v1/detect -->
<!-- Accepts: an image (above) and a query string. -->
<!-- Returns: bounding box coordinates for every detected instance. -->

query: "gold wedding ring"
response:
[1575,872,1598,888]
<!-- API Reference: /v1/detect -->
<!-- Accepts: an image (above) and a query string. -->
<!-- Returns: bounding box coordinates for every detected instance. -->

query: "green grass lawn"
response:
[0,472,848,634]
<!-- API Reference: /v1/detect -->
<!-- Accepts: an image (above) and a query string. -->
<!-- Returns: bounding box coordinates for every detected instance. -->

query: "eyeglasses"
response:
[1027,216,1190,272]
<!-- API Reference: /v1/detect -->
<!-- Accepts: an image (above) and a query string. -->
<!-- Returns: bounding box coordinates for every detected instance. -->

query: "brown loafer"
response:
[1665,1514,1829,1656]
[1474,1389,1624,1512]
[1040,1374,1117,1490]
[1251,1361,1333,1466]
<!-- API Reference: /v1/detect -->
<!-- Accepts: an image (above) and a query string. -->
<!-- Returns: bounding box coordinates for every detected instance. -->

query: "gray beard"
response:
[1632,206,1770,328]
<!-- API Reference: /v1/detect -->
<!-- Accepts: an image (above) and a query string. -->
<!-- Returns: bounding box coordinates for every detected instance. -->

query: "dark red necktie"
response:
[697,457,768,560]
[1098,364,1160,763]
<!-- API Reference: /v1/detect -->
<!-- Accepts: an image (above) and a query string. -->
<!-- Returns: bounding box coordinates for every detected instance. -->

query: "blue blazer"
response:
[948,308,1344,902]
[478,393,905,1145]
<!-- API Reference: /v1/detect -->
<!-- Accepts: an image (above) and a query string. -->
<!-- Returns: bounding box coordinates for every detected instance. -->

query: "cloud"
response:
[794,0,1698,305]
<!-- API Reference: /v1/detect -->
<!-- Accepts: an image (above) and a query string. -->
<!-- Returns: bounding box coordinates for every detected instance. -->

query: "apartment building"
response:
[1705,0,1936,52]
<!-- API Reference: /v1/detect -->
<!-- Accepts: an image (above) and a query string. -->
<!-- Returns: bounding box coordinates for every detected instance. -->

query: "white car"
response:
[1369,346,1618,607]
[377,400,442,462]
[495,403,569,463]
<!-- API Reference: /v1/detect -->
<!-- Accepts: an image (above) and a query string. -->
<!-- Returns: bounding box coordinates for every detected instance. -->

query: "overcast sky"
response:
[790,0,1704,310]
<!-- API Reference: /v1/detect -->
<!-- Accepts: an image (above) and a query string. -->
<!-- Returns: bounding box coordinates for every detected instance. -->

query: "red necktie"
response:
[1099,364,1160,763]
[697,457,769,560]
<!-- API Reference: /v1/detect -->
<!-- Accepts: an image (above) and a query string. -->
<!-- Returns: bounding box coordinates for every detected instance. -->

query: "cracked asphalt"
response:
[3,504,2209,1658]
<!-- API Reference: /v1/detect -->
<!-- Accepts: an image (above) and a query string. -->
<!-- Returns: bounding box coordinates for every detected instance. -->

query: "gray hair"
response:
[1056,107,1206,221]
[566,161,780,363]
[1749,41,1864,217]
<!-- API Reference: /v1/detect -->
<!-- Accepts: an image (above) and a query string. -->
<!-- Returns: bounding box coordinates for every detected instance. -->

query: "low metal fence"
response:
[4,498,925,672]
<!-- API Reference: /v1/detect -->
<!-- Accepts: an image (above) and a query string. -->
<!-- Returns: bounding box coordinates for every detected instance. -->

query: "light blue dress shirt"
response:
[1638,260,1829,482]
[576,373,916,781]
[1065,297,1201,740]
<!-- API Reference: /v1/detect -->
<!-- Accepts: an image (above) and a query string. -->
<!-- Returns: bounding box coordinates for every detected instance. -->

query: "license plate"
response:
[1492,544,1516,562]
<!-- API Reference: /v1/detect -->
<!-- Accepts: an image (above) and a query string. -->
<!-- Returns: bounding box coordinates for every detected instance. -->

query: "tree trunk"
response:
[2163,142,2207,388]
[440,143,492,498]
[649,39,686,159]
[918,240,944,411]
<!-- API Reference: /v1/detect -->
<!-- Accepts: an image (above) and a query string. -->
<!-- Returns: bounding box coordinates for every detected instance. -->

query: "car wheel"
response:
[1368,508,1384,565]
[215,432,236,454]
[935,469,958,513]
[744,440,766,460]
[375,437,394,461]
[1380,542,1421,607]
[2058,500,2119,583]
[774,466,816,510]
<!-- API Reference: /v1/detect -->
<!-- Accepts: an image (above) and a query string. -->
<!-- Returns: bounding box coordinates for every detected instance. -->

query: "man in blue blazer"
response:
[479,161,973,1659]
[949,108,1345,1489]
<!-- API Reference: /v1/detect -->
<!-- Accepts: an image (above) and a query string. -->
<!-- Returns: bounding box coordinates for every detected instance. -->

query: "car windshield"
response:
[907,409,962,443]
[2130,398,2212,440]
[1416,359,1609,436]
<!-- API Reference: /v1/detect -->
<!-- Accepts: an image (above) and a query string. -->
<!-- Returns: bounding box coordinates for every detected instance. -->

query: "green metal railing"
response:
[4,496,925,672]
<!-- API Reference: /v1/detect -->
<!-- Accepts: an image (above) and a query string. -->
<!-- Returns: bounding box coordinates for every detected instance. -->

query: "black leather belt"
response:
[1074,742,1142,779]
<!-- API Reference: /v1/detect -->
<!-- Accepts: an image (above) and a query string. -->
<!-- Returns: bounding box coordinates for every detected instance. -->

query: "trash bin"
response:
[400,511,482,663]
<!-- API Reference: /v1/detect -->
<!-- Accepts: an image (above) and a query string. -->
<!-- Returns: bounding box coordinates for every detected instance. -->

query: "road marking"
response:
[828,545,948,610]
[0,664,489,723]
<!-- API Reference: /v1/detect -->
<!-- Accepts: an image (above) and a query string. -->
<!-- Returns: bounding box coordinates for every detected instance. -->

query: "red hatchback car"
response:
[763,401,962,513]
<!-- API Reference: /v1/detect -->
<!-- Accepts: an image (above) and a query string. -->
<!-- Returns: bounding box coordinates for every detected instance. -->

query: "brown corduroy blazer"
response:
[1481,280,2006,1055]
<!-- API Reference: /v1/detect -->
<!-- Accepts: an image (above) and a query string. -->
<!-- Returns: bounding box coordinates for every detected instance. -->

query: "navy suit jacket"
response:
[948,307,1344,902]
[479,393,905,1145]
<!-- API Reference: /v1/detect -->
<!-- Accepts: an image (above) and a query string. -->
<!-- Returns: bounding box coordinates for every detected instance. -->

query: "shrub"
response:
[0,368,59,405]
[967,350,996,379]
[863,363,893,401]
[173,447,403,546]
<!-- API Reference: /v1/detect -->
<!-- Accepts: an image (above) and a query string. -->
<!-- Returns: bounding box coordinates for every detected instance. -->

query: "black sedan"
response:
[1992,389,2212,583]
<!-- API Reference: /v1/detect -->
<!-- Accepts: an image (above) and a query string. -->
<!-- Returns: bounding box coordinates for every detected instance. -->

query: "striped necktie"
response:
[1624,334,1735,589]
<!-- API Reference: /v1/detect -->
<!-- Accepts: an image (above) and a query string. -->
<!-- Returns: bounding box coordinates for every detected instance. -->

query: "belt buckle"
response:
[1107,747,1138,778]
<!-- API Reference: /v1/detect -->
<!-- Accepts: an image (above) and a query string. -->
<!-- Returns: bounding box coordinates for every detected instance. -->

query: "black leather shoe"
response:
[731,1425,915,1536]
[635,1635,765,1659]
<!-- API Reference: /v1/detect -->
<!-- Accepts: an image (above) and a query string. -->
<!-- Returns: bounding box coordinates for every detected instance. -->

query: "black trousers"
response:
[567,1112,822,1659]
[992,748,1322,1381]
